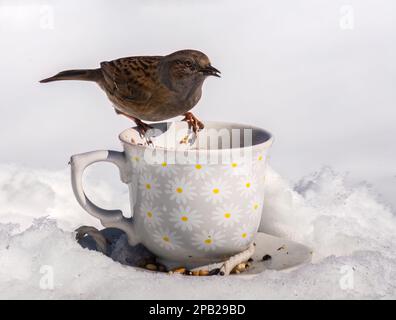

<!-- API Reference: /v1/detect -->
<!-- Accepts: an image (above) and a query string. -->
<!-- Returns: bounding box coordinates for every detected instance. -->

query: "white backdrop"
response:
[0,0,395,207]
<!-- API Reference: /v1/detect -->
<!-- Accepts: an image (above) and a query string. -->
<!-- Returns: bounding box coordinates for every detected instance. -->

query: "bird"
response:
[40,49,220,137]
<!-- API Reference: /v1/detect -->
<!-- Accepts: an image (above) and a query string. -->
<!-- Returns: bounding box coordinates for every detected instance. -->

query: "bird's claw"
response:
[182,112,204,134]
[134,121,154,146]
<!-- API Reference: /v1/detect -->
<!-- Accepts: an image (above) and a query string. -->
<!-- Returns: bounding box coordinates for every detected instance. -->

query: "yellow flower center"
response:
[242,233,247,238]
[181,216,188,222]
[176,187,183,193]
[258,155,263,161]
[161,162,167,167]
[195,164,202,170]
[147,211,153,218]
[246,182,251,188]
[145,183,151,190]
[231,163,238,168]
[212,188,220,194]
[224,212,231,219]
[162,236,170,242]
[133,156,140,162]
[253,203,259,210]
[204,239,212,245]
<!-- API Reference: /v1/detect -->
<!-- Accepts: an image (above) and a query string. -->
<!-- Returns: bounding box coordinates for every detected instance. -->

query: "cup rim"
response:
[118,120,273,152]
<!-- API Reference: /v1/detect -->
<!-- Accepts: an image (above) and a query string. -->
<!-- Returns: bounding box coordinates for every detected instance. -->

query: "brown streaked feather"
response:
[100,57,161,105]
[40,50,219,123]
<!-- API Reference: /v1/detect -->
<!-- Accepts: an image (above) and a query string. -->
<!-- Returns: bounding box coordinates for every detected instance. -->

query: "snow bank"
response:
[0,164,395,299]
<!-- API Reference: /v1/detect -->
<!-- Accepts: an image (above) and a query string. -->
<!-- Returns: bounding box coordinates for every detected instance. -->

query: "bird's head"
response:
[161,49,220,91]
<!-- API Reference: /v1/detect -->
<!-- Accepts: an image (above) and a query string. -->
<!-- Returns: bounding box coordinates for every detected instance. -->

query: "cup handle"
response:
[70,150,140,245]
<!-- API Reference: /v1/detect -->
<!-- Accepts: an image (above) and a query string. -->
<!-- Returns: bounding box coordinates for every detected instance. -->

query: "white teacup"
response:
[71,121,273,268]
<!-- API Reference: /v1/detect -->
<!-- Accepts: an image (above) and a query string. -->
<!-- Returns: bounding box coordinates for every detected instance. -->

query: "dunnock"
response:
[40,49,220,135]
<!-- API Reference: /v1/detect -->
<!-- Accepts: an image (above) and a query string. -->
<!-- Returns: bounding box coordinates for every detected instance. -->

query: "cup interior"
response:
[119,121,272,151]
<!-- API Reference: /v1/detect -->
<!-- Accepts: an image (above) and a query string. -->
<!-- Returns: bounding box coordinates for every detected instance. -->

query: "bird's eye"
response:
[184,61,192,67]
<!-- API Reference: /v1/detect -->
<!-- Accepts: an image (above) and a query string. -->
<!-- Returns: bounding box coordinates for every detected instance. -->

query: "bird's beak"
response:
[201,65,221,77]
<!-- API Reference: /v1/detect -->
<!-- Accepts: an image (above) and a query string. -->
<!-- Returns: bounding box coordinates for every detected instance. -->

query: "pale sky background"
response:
[0,0,395,207]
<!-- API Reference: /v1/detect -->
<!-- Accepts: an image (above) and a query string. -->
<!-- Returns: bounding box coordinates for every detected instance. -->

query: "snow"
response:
[0,164,395,299]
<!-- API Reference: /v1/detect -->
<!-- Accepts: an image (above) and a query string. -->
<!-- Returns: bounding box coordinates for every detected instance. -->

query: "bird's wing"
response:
[100,56,162,104]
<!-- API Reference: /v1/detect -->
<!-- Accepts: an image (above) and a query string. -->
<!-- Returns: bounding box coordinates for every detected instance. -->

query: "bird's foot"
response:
[182,112,204,134]
[134,119,154,145]
[134,119,153,136]
[115,109,153,145]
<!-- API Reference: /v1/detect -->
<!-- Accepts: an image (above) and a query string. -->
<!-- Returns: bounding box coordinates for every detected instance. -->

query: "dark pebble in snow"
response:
[208,268,221,276]
[262,254,272,261]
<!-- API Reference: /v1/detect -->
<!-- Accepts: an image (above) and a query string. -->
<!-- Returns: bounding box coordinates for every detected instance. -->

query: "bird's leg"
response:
[182,112,204,134]
[133,118,153,138]
[115,109,153,144]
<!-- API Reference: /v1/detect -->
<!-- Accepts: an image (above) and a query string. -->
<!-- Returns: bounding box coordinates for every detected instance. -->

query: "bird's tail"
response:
[39,68,102,83]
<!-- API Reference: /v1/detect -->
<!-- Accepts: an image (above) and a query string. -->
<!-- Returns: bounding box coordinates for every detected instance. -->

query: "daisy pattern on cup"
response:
[154,161,178,177]
[140,201,162,228]
[187,163,214,179]
[130,151,145,173]
[192,229,225,251]
[238,176,256,198]
[170,205,203,231]
[212,204,242,227]
[254,155,267,180]
[153,227,182,251]
[233,224,254,248]
[257,153,265,163]
[249,198,263,217]
[201,178,231,204]
[225,161,250,177]
[139,173,161,201]
[165,177,196,204]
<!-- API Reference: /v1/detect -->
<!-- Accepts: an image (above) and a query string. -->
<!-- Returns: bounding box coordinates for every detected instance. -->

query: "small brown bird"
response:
[40,49,220,135]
